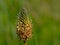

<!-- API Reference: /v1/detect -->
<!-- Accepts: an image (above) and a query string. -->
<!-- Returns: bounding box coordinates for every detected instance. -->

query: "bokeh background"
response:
[0,0,60,45]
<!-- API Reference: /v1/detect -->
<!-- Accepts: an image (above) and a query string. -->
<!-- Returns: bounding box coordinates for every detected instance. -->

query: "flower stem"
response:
[24,42,27,45]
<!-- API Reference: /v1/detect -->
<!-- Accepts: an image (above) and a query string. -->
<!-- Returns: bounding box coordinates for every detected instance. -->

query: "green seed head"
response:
[18,8,28,24]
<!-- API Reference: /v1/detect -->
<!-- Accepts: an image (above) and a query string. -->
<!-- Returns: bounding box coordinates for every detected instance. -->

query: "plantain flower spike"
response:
[16,8,32,44]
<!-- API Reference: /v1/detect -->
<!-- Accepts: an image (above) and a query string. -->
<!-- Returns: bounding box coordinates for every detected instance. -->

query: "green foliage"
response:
[0,0,60,45]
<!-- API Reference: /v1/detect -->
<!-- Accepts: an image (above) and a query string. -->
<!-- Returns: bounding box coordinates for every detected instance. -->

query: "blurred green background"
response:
[0,0,60,45]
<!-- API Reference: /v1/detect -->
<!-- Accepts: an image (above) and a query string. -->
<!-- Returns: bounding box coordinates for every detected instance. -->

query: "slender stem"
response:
[24,41,27,45]
[24,42,26,45]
